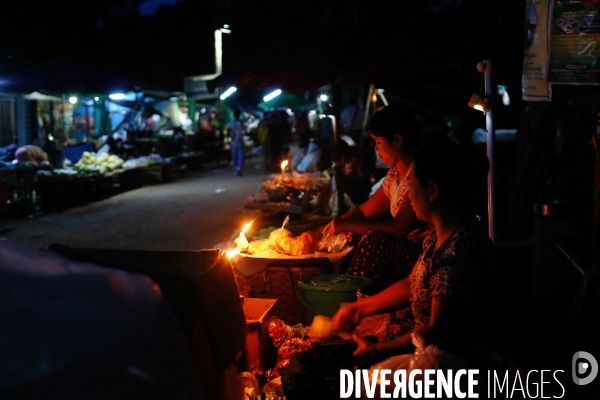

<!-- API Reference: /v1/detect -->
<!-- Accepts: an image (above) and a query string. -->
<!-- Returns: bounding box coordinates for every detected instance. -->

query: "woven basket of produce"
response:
[239,259,334,326]
[232,217,353,325]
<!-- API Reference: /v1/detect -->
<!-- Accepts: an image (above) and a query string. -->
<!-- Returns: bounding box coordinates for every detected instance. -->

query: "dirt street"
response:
[0,157,279,251]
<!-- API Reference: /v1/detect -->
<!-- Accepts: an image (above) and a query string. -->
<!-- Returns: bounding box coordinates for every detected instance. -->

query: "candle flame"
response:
[241,221,253,234]
[281,160,288,169]
[226,248,240,258]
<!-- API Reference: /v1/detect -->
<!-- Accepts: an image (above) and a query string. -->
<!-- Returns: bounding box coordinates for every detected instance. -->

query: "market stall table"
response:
[243,171,322,216]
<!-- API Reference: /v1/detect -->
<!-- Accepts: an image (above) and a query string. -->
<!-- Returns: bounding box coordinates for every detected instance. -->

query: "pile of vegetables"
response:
[260,179,302,203]
[14,160,53,170]
[122,155,164,169]
[74,152,124,175]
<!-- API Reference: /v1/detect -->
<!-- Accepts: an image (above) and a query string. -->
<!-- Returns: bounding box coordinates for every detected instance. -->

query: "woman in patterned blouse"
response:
[332,142,496,365]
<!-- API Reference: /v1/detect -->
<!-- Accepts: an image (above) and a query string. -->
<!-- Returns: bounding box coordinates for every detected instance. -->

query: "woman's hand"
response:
[322,217,346,236]
[332,302,361,332]
[352,335,378,367]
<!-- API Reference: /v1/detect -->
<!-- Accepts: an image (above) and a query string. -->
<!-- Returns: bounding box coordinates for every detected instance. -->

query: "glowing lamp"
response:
[69,96,77,104]
[220,87,237,100]
[468,94,493,113]
[263,89,282,102]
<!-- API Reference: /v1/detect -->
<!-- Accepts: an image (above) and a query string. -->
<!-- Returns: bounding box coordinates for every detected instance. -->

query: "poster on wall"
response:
[523,0,553,101]
[547,0,600,84]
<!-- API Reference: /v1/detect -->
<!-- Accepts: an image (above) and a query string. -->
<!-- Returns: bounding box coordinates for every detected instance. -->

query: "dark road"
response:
[0,157,274,252]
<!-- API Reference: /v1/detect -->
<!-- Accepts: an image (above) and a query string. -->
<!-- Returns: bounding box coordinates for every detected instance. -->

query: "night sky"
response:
[0,0,525,120]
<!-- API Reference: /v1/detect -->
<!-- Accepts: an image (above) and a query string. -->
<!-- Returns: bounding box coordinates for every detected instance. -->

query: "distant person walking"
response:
[226,109,245,176]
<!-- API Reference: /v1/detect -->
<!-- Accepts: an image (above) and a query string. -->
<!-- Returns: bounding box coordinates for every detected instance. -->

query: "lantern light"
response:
[468,93,493,113]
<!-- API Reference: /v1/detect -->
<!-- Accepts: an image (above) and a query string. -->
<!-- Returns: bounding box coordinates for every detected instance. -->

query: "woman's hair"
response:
[412,142,489,211]
[366,104,421,156]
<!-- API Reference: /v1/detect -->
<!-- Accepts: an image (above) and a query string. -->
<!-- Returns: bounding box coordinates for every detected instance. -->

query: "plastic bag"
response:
[319,232,348,253]
[367,333,474,389]
[409,332,444,370]
[266,317,312,380]
[409,333,473,371]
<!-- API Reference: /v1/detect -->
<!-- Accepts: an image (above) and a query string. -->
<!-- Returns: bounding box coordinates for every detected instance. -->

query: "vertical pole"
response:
[84,102,90,139]
[10,97,16,145]
[359,84,374,151]
[331,82,342,164]
[331,82,347,215]
[593,114,600,254]
[188,99,196,130]
[214,29,223,76]
[62,94,67,141]
[482,60,496,242]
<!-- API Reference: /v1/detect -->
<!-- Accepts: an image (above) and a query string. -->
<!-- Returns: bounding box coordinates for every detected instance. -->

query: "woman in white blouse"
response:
[322,104,430,283]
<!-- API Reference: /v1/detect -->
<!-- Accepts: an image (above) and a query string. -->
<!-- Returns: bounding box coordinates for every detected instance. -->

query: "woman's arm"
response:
[333,268,415,332]
[354,186,390,219]
[357,276,413,316]
[323,186,419,238]
[358,298,461,363]
[322,186,390,235]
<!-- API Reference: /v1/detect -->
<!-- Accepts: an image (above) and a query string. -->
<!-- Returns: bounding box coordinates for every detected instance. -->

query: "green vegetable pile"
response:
[14,160,53,170]
[74,152,124,175]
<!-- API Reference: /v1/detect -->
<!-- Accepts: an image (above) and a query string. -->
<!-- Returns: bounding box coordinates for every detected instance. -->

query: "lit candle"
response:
[234,235,248,250]
[234,221,253,250]
[281,160,288,175]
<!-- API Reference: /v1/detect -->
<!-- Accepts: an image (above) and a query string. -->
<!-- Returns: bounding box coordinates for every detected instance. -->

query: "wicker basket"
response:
[239,259,334,326]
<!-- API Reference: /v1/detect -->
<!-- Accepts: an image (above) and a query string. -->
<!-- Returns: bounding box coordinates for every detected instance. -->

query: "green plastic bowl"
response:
[295,274,373,325]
